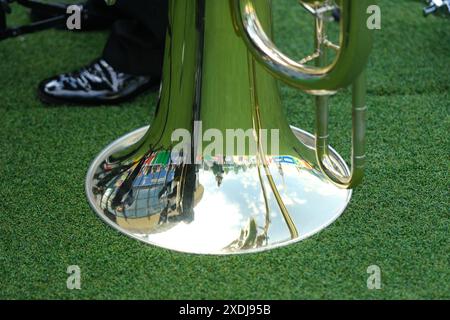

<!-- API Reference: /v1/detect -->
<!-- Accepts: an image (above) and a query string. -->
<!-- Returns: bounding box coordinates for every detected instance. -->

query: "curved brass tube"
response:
[230,0,373,92]
[315,70,367,188]
[231,0,373,188]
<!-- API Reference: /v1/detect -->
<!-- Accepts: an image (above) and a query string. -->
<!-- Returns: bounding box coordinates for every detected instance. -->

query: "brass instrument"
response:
[86,0,373,254]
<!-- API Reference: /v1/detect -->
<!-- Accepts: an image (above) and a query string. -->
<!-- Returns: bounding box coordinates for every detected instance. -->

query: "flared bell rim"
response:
[85,125,352,255]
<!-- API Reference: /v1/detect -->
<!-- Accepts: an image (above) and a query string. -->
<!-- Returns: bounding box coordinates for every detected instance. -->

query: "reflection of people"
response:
[38,0,168,105]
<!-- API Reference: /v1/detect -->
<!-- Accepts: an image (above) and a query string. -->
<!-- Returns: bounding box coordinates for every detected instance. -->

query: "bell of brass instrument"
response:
[86,0,372,254]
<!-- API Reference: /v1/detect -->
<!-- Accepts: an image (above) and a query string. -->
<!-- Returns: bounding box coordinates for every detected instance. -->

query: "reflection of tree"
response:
[225,218,268,251]
[202,155,314,189]
[211,162,224,187]
[95,149,315,237]
[222,155,316,251]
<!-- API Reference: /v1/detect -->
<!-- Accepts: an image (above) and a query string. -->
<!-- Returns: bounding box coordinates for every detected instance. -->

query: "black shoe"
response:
[38,59,160,106]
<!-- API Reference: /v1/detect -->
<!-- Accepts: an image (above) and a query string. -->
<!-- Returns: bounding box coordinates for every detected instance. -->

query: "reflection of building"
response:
[272,155,313,170]
[99,150,204,234]
[127,151,176,218]
[99,153,315,235]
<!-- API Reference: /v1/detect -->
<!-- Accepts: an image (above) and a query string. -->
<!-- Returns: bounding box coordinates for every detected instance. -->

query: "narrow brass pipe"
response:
[315,70,367,188]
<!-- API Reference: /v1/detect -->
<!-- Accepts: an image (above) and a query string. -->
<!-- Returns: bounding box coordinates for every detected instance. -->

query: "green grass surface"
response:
[0,0,449,299]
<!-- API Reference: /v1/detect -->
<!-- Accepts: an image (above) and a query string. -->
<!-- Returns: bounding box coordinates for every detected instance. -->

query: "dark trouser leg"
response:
[81,0,120,30]
[101,0,168,76]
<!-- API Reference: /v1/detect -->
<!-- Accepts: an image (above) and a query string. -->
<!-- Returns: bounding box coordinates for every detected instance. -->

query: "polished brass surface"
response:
[231,0,372,188]
[86,126,351,254]
[87,0,372,254]
[231,0,372,91]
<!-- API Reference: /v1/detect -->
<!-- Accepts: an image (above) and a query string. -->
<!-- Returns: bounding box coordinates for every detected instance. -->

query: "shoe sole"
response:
[37,81,161,107]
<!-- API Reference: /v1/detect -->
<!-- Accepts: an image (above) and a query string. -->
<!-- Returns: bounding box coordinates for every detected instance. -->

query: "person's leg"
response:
[102,0,168,76]
[82,0,122,30]
[38,0,168,106]
[30,0,120,31]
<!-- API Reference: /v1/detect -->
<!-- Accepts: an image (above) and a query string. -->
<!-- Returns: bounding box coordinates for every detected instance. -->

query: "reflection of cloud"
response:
[222,169,262,219]
[273,164,343,197]
[279,192,306,206]
[140,160,350,253]
[145,173,249,253]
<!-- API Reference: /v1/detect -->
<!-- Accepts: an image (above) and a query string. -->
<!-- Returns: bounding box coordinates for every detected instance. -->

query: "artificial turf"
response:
[0,0,448,299]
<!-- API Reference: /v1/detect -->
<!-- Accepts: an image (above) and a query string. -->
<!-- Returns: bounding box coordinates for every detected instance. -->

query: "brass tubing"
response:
[231,0,373,91]
[315,69,367,188]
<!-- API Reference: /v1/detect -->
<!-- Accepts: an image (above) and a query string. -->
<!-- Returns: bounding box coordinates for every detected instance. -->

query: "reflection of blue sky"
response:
[144,161,350,254]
